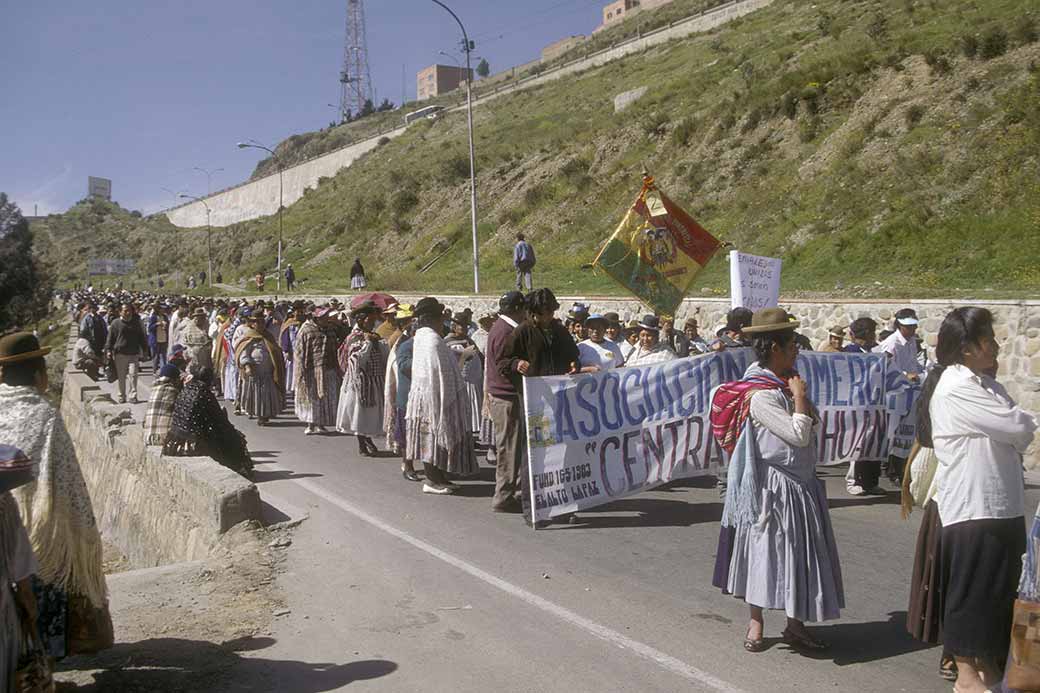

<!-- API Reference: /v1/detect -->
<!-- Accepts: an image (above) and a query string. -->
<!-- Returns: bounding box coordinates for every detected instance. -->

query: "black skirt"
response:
[907,500,944,644]
[941,516,1026,658]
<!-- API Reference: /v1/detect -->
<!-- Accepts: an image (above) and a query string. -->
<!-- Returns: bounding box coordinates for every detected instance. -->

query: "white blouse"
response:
[578,339,624,371]
[931,364,1037,526]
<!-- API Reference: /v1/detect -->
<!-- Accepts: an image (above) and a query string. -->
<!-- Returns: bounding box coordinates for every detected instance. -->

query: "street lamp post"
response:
[193,166,224,196]
[160,187,181,208]
[180,194,212,287]
[237,140,284,293]
[431,0,480,293]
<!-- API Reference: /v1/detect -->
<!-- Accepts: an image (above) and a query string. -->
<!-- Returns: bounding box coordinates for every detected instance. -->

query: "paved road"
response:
[120,374,1037,692]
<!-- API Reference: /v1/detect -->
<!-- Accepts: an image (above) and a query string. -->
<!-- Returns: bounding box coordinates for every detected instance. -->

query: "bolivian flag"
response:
[593,176,722,316]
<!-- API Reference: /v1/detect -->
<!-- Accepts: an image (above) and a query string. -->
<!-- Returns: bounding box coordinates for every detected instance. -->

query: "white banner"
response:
[729,250,781,310]
[523,349,899,523]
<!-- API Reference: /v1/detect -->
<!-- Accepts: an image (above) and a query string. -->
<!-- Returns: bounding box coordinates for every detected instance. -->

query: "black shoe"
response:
[492,499,522,514]
[402,469,421,482]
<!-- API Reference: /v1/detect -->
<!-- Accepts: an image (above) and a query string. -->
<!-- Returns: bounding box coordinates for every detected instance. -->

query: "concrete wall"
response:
[165,0,772,230]
[62,352,262,567]
[165,125,408,228]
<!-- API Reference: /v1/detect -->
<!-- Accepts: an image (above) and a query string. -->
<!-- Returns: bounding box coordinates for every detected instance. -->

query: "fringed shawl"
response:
[293,320,332,406]
[338,328,387,408]
[0,385,107,608]
[234,327,286,387]
[406,327,472,448]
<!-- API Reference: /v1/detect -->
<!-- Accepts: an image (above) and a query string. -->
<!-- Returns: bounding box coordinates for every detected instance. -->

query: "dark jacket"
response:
[486,317,520,399]
[105,315,146,355]
[498,319,580,394]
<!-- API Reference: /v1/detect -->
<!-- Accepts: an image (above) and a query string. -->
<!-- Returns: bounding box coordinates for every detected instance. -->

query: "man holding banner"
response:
[499,288,581,526]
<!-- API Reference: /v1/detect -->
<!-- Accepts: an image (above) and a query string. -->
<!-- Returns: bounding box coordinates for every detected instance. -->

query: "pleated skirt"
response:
[722,469,845,623]
[294,369,340,425]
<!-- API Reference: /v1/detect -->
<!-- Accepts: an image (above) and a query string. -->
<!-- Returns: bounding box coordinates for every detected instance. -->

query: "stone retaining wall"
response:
[62,363,262,568]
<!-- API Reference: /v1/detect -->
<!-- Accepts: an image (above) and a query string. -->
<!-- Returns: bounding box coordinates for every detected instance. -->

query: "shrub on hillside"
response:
[1015,16,1038,45]
[441,153,470,184]
[389,189,419,216]
[924,51,952,76]
[377,136,391,146]
[905,104,926,128]
[781,91,798,120]
[960,34,979,58]
[671,116,697,146]
[980,27,1009,59]
[642,111,669,137]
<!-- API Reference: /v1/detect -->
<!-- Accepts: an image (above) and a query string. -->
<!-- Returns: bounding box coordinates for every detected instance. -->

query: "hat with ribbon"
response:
[395,303,415,320]
[742,308,800,334]
[0,332,51,365]
[637,315,661,333]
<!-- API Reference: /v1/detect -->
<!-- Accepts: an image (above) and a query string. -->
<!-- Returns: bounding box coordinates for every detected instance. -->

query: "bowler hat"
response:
[499,291,526,313]
[413,297,445,319]
[742,308,800,334]
[637,315,661,332]
[0,332,51,365]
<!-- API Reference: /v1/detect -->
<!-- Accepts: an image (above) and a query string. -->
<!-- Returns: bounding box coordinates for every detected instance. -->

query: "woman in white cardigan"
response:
[924,307,1037,693]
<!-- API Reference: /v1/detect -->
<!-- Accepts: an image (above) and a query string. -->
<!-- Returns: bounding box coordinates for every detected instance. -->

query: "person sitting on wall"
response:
[164,366,253,478]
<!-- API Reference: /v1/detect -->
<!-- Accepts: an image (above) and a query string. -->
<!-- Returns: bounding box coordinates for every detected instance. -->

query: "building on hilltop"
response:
[593,0,674,33]
[416,64,474,101]
[541,35,586,63]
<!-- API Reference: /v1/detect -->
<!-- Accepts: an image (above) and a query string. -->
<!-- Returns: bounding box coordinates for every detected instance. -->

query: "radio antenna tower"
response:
[339,0,373,122]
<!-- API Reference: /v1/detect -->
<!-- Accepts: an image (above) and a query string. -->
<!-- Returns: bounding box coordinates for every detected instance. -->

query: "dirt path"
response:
[54,520,297,692]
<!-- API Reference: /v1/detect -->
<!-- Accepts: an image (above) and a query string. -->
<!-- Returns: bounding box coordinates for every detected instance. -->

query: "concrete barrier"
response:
[62,367,262,568]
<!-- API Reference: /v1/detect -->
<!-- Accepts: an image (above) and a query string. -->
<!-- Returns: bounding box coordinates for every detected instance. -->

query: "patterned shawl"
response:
[144,377,181,445]
[338,327,387,408]
[709,368,789,455]
[293,320,330,406]
[234,326,286,387]
[0,384,107,608]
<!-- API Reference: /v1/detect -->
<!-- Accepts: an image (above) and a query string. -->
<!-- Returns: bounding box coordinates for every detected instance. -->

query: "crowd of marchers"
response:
[0,280,1034,693]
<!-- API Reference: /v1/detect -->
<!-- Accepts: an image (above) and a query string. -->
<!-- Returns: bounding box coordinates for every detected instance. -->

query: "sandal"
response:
[744,627,765,653]
[781,627,828,651]
[939,655,958,682]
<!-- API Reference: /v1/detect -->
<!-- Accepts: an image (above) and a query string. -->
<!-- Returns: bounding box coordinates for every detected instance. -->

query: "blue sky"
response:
[2,0,604,216]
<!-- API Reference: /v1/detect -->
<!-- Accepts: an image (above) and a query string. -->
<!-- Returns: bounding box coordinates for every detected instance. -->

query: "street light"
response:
[237,140,284,293]
[160,187,181,208]
[431,0,480,293]
[193,166,224,196]
[180,194,213,288]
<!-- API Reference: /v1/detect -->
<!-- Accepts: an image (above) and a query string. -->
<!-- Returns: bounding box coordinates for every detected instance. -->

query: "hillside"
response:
[31,0,1040,299]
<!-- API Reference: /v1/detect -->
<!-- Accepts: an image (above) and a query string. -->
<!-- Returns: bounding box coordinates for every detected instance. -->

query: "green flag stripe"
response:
[595,239,684,315]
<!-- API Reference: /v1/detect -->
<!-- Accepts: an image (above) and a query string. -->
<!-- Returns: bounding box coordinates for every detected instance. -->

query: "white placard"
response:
[729,250,781,310]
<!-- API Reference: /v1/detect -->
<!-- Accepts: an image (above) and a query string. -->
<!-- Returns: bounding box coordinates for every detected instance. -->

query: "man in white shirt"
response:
[577,314,624,371]
[874,308,924,382]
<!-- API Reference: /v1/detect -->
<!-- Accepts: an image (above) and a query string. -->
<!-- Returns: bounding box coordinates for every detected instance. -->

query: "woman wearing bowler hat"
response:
[710,308,844,654]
